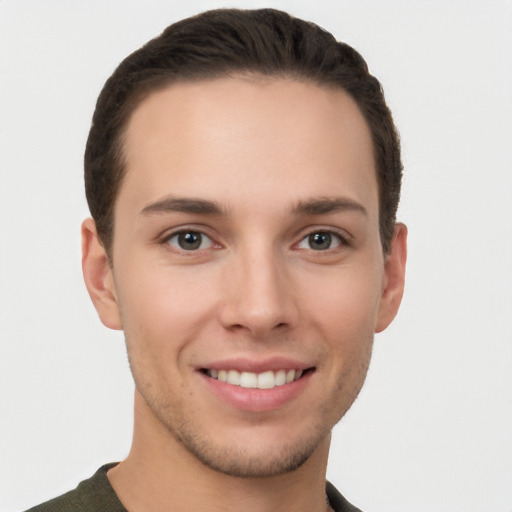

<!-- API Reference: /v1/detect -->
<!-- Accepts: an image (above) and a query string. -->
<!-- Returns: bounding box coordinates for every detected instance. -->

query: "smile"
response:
[205,369,306,389]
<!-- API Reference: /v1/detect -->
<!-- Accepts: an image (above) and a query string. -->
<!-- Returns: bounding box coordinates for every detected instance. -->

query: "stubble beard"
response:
[133,364,371,479]
[127,335,373,479]
[140,387,333,478]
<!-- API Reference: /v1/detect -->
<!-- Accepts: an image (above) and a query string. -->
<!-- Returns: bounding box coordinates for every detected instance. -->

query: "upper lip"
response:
[198,356,314,373]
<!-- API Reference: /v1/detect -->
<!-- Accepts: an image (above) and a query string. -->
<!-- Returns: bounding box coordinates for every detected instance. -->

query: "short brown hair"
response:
[85,8,402,255]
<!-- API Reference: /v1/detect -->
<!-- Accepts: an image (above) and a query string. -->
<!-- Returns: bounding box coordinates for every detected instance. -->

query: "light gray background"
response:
[1,1,511,511]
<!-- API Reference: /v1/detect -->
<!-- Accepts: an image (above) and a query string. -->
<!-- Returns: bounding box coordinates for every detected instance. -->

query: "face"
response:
[83,77,406,477]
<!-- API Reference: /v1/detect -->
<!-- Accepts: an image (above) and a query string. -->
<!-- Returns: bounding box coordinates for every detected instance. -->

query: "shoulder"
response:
[24,464,126,512]
[326,481,364,512]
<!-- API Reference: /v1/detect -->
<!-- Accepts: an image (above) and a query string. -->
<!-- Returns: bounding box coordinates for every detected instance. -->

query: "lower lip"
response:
[199,371,313,412]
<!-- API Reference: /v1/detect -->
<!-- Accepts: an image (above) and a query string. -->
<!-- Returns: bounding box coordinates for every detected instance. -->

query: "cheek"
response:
[300,262,381,399]
[303,264,383,337]
[114,261,220,356]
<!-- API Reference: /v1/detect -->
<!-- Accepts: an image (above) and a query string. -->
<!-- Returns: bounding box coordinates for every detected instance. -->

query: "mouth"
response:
[201,368,314,390]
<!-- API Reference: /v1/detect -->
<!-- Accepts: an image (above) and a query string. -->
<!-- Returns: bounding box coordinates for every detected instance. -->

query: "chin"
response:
[172,425,329,478]
[143,391,338,479]
[130,338,372,479]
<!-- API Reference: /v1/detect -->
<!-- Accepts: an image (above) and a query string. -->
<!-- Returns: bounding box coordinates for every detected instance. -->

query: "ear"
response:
[375,223,408,333]
[81,218,122,330]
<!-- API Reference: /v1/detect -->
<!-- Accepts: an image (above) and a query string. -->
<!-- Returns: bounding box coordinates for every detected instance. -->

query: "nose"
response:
[218,244,299,338]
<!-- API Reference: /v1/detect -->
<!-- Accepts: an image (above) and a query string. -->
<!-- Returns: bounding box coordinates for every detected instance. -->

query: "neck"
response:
[108,391,332,512]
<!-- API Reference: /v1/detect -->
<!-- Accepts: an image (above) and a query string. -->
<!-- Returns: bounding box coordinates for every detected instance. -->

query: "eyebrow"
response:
[291,197,368,216]
[139,195,367,218]
[140,196,226,216]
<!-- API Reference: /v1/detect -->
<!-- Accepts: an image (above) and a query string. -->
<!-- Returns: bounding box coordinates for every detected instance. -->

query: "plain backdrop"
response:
[1,1,511,511]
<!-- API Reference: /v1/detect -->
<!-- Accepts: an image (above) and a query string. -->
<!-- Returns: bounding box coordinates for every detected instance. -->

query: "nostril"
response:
[228,323,245,332]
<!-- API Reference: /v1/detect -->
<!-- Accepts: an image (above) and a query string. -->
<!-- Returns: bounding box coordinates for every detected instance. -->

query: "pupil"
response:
[309,232,331,250]
[178,232,201,250]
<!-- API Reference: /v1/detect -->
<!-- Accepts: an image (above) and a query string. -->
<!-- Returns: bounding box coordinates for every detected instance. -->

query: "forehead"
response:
[119,77,377,218]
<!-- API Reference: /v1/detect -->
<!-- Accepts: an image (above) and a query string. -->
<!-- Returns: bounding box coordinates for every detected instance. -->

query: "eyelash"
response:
[296,230,349,251]
[160,227,350,253]
[162,229,217,252]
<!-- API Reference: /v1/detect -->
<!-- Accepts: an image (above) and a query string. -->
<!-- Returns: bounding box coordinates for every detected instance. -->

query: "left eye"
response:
[166,231,214,251]
[297,231,344,251]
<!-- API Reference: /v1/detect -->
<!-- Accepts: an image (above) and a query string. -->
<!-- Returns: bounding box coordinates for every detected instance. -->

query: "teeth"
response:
[206,368,305,389]
[275,369,286,386]
[257,370,275,389]
[227,370,240,385]
[240,372,257,388]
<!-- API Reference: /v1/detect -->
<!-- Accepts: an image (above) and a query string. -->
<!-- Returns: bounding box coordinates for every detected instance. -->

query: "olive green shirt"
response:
[25,463,363,512]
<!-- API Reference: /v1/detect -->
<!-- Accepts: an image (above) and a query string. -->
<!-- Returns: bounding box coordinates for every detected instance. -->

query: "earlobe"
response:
[375,223,408,333]
[81,218,122,330]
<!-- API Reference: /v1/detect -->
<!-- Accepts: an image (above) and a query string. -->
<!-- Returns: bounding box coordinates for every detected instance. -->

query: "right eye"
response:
[165,231,214,251]
[296,230,345,251]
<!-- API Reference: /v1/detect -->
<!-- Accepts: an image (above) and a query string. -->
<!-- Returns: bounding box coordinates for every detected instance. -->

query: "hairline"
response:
[104,73,389,260]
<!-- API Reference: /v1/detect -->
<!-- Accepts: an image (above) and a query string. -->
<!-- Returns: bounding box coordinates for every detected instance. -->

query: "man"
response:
[27,8,406,512]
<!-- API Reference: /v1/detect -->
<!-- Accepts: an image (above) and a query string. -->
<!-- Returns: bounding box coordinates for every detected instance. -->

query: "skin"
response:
[82,76,407,512]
